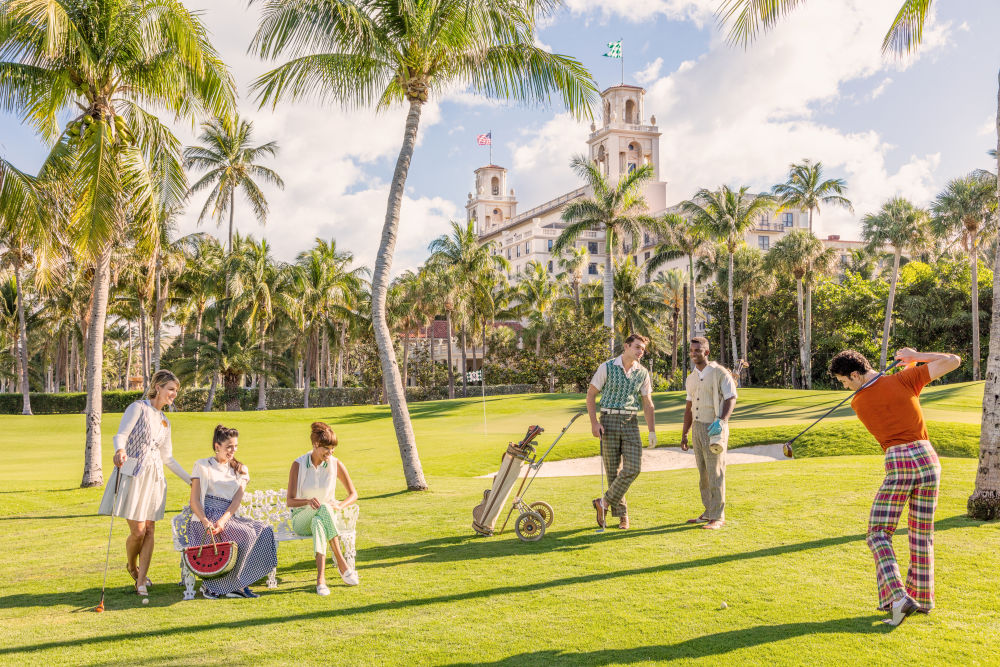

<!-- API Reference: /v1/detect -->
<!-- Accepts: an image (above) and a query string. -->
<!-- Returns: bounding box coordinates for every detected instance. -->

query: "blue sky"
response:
[2,0,998,273]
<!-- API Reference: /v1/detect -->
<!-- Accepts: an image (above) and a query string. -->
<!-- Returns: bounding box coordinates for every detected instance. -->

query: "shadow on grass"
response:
[443,616,890,666]
[0,515,977,656]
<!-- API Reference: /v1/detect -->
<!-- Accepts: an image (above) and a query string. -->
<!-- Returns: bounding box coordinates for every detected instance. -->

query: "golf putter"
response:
[783,358,902,458]
[95,467,122,612]
[595,434,606,534]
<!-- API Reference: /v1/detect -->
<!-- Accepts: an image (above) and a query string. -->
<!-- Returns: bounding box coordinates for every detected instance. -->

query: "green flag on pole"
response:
[604,40,622,58]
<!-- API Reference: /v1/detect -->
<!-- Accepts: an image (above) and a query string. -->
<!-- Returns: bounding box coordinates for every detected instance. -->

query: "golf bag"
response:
[472,426,542,536]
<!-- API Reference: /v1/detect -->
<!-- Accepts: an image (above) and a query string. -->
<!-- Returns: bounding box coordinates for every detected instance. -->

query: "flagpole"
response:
[489,128,493,164]
[620,39,624,85]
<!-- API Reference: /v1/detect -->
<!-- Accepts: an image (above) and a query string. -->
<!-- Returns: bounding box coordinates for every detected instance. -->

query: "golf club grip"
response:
[786,358,903,446]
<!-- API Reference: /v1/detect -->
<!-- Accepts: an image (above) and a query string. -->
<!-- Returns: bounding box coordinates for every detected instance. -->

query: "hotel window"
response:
[782,212,794,227]
[516,246,520,257]
[758,235,769,251]
[588,263,598,275]
[548,260,553,272]
[547,239,553,251]
[506,248,511,259]
[644,233,651,245]
[588,241,598,254]
[525,241,530,253]
[644,251,650,262]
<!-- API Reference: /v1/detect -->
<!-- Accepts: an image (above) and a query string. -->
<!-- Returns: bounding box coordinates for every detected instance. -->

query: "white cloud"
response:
[635,57,664,85]
[508,113,592,208]
[867,77,893,101]
[979,116,996,137]
[635,0,953,238]
[563,0,717,25]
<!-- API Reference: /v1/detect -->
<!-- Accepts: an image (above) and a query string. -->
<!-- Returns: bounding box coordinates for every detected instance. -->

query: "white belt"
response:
[601,408,637,415]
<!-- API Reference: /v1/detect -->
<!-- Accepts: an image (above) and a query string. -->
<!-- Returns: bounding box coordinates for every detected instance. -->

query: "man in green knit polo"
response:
[587,333,657,530]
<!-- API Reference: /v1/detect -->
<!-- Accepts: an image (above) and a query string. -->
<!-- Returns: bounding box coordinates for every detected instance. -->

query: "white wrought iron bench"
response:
[171,488,359,600]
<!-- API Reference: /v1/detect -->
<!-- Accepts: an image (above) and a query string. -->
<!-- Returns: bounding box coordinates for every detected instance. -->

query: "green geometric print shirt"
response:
[598,359,649,412]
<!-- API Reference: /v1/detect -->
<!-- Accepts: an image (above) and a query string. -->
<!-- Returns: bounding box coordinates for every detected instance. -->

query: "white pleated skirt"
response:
[98,463,167,522]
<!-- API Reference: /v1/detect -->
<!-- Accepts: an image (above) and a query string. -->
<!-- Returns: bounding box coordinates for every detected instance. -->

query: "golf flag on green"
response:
[604,40,622,58]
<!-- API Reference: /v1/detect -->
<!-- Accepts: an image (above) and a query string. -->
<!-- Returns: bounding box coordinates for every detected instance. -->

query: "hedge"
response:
[0,383,548,415]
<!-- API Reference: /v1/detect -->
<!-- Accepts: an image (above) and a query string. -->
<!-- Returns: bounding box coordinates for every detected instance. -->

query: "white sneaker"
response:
[882,595,918,626]
[340,569,359,586]
[316,583,330,596]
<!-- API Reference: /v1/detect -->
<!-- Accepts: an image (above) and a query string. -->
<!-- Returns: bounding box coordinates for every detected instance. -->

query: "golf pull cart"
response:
[472,411,585,542]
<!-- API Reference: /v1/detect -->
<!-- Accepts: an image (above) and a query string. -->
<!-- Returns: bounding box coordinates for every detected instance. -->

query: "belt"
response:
[601,409,637,415]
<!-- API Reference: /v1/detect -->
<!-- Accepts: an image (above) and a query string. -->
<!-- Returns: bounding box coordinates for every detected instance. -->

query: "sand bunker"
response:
[477,444,788,478]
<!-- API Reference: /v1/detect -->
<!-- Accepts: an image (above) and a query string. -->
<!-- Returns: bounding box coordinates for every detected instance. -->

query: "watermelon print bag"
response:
[183,525,238,579]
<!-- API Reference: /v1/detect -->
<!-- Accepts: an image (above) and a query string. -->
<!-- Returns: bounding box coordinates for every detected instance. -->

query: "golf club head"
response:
[782,442,794,458]
[594,527,605,534]
[93,600,105,613]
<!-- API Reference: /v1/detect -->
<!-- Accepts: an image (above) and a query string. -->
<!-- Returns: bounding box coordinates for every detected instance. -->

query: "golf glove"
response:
[647,432,657,449]
[707,419,724,436]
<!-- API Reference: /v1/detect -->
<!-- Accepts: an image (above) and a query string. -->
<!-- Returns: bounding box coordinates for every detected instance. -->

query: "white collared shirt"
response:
[589,356,652,396]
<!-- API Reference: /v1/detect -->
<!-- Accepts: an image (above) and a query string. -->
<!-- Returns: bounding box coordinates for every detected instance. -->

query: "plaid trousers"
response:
[600,412,642,517]
[866,440,940,612]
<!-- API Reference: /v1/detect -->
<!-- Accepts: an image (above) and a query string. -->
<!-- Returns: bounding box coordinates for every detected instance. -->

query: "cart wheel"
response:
[514,511,545,542]
[530,501,554,527]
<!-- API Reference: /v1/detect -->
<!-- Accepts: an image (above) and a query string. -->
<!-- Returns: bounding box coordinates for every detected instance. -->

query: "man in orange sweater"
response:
[830,347,961,627]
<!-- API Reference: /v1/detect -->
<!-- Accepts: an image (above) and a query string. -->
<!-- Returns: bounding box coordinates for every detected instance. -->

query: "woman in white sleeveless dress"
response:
[287,421,359,595]
[98,370,191,601]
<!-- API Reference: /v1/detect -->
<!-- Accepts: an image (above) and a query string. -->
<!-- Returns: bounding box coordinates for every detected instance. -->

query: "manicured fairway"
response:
[1,386,997,665]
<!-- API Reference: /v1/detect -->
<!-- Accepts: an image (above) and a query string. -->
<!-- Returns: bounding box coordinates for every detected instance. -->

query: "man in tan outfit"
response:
[680,337,737,530]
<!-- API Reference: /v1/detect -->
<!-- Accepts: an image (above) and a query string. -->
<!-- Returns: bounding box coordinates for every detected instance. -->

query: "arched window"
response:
[493,208,501,216]
[625,99,636,124]
[491,176,500,196]
[603,101,611,125]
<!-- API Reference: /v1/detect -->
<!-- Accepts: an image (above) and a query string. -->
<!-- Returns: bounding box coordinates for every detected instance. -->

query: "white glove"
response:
[647,432,657,449]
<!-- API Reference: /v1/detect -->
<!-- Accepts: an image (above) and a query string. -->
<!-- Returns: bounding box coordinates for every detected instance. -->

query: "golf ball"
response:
[719,601,728,609]
[142,598,149,605]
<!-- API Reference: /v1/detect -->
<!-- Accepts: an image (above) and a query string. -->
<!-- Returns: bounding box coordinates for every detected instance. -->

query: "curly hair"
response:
[829,350,873,378]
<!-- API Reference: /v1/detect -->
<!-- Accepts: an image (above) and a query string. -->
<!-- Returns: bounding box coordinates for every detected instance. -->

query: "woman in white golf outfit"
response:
[98,369,191,601]
[287,421,359,595]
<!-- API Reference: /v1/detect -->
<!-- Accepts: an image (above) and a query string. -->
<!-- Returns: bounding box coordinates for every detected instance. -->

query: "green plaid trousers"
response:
[600,412,643,517]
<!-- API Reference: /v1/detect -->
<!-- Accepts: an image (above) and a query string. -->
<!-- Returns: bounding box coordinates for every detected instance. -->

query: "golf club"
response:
[94,467,122,613]
[783,358,902,458]
[595,434,606,533]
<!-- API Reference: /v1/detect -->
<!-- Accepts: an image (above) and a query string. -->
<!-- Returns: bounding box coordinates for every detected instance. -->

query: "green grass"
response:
[1,387,997,665]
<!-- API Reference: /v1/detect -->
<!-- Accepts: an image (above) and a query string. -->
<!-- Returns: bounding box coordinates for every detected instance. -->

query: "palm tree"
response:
[553,156,663,353]
[582,259,664,343]
[556,246,589,311]
[516,261,561,355]
[173,234,225,385]
[765,229,835,389]
[682,186,774,370]
[0,156,49,415]
[651,269,685,376]
[931,172,997,381]
[772,160,853,234]
[714,245,775,384]
[184,115,284,252]
[0,0,235,487]
[862,197,931,370]
[251,0,596,491]
[646,213,711,372]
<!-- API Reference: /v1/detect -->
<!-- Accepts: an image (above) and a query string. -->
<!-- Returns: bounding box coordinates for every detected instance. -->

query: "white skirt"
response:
[97,463,167,522]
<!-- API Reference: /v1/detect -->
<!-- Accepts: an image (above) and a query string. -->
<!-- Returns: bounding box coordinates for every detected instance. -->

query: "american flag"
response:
[476,132,492,146]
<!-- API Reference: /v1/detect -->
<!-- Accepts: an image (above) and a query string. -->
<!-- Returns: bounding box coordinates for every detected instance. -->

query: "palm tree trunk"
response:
[81,246,112,487]
[194,307,204,385]
[428,319,435,389]
[682,284,689,373]
[805,286,813,389]
[228,192,235,253]
[126,321,134,389]
[461,325,468,397]
[256,321,268,411]
[971,237,981,381]
[880,248,903,370]
[370,98,427,490]
[688,254,696,372]
[153,257,163,372]
[727,250,739,374]
[969,69,1000,520]
[337,323,345,388]
[740,297,749,386]
[323,326,332,388]
[402,328,410,389]
[138,300,148,386]
[445,310,455,399]
[603,235,616,354]
[795,278,807,390]
[204,311,224,412]
[304,329,312,409]
[671,308,679,377]
[13,263,32,415]
[70,334,78,392]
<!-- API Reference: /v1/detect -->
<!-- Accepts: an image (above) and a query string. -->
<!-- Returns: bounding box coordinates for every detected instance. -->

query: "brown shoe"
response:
[686,516,708,524]
[702,520,725,530]
[618,515,630,530]
[592,498,608,529]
